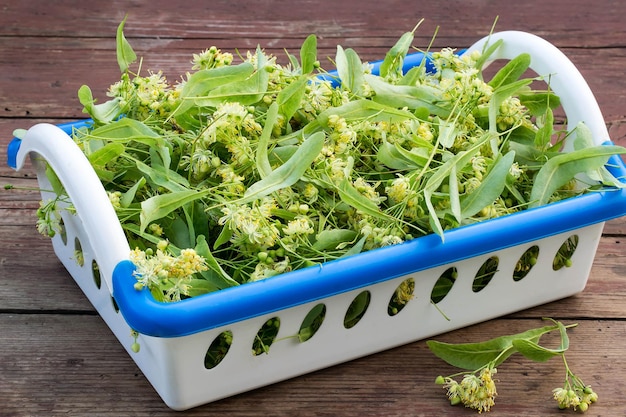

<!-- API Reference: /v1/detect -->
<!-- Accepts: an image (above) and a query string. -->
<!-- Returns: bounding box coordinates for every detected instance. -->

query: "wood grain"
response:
[1,316,624,416]
[1,0,625,415]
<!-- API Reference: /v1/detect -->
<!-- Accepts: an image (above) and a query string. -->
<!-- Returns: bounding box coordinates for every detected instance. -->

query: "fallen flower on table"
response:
[429,318,597,413]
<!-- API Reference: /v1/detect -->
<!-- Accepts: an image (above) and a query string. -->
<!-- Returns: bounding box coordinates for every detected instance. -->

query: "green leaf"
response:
[135,160,189,192]
[300,34,318,74]
[512,320,570,362]
[241,131,325,203]
[448,163,461,223]
[256,102,279,178]
[488,78,532,133]
[314,99,416,129]
[474,38,504,72]
[86,142,125,167]
[194,235,239,288]
[120,177,146,208]
[269,145,299,166]
[78,85,122,124]
[336,178,388,220]
[312,229,358,250]
[176,62,255,114]
[336,46,364,95]
[124,223,170,248]
[44,165,65,197]
[186,279,221,297]
[364,75,450,117]
[424,140,484,237]
[286,51,300,70]
[116,15,137,73]
[438,118,458,149]
[460,151,515,218]
[426,324,560,370]
[139,189,210,232]
[398,65,422,86]
[519,92,561,117]
[191,48,269,107]
[534,107,554,149]
[276,76,308,123]
[213,225,233,249]
[379,30,414,78]
[488,53,531,90]
[376,141,427,170]
[88,118,163,145]
[529,144,626,208]
[572,122,626,186]
[166,216,193,249]
[512,339,561,362]
[341,236,366,258]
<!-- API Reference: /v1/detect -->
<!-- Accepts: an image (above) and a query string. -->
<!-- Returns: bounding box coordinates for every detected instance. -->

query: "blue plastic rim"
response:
[7,119,93,169]
[7,137,21,169]
[112,179,626,338]
[7,52,626,338]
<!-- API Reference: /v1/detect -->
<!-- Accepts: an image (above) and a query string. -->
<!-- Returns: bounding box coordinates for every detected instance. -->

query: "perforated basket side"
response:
[124,224,601,410]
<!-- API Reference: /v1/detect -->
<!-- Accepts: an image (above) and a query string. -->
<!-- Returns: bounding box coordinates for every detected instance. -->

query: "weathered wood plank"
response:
[2,0,625,49]
[0,225,95,312]
[1,2,625,415]
[1,315,623,415]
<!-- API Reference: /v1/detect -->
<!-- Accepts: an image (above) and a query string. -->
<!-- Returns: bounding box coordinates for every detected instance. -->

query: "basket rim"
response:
[112,180,626,337]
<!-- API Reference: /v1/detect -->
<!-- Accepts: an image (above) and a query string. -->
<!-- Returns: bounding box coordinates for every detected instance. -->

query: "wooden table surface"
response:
[1,1,625,415]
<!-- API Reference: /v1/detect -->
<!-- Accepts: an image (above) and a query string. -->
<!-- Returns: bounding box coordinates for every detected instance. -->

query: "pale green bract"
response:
[52,20,625,302]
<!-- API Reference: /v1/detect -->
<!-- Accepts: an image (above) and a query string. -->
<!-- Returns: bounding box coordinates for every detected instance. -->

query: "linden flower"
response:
[283,216,314,236]
[130,246,208,302]
[107,191,122,209]
[36,199,63,238]
[386,175,411,204]
[303,79,333,115]
[191,46,233,70]
[219,203,280,248]
[552,377,598,412]
[440,367,498,413]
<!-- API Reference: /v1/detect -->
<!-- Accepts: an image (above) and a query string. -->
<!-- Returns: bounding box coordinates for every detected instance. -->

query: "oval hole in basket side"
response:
[552,235,578,271]
[111,296,120,313]
[73,237,84,267]
[388,278,415,316]
[344,291,371,329]
[204,330,233,369]
[298,303,326,342]
[430,267,457,304]
[472,256,499,293]
[58,217,67,245]
[91,259,102,289]
[252,317,280,356]
[513,245,539,282]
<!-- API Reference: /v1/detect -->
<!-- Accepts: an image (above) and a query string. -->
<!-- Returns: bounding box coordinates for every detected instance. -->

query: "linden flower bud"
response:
[157,240,169,251]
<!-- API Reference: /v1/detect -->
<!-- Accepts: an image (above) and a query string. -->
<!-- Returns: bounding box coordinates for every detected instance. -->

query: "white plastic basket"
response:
[7,31,626,410]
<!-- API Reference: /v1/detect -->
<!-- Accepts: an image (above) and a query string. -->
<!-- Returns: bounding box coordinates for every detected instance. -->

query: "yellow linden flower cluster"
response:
[438,367,498,413]
[129,242,208,302]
